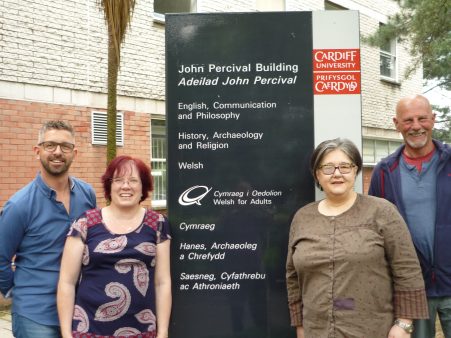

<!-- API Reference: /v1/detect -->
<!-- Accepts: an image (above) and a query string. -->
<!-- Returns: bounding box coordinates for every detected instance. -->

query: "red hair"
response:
[101,155,153,203]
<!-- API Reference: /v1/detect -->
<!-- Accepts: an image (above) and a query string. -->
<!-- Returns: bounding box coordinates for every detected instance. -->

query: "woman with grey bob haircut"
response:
[310,138,362,189]
[286,137,428,338]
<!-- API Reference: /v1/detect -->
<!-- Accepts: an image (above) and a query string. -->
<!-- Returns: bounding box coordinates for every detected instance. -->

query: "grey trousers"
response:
[413,297,451,338]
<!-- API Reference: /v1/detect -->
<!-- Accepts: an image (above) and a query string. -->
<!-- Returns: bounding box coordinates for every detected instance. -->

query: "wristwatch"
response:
[394,319,414,333]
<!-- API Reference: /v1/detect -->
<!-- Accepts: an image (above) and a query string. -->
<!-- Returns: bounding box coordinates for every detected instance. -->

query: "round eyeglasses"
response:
[38,141,75,153]
[318,163,356,175]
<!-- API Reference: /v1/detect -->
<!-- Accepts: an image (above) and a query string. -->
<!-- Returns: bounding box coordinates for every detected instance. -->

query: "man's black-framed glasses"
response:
[38,141,75,153]
[318,162,355,175]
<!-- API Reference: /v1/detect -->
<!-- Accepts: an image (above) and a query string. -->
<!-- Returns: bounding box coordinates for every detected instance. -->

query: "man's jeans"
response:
[413,296,451,338]
[12,313,61,338]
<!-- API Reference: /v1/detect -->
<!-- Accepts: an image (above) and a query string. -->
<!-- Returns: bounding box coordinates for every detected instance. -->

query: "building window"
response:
[363,138,402,165]
[153,0,197,22]
[325,1,347,10]
[380,26,397,80]
[91,111,124,146]
[151,119,167,208]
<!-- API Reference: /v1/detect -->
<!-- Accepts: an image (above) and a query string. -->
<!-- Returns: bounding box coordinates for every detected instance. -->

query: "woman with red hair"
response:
[57,156,171,338]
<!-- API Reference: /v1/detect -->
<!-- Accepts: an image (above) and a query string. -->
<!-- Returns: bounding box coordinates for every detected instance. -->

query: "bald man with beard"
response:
[369,95,451,337]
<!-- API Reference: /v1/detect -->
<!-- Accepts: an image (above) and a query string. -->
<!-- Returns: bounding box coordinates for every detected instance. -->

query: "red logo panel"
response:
[313,49,361,95]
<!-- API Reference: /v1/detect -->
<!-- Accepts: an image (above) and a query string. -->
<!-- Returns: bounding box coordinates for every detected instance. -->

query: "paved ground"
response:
[0,309,13,338]
[0,306,445,338]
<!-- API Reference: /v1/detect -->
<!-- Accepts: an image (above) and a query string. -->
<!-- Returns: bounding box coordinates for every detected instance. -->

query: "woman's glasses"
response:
[318,163,355,175]
[111,177,141,187]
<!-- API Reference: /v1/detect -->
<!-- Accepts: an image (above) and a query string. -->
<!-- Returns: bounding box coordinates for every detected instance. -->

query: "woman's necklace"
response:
[121,224,134,232]
[103,207,144,233]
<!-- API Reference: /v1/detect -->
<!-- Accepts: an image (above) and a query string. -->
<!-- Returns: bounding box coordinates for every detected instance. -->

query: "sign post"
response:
[166,11,361,338]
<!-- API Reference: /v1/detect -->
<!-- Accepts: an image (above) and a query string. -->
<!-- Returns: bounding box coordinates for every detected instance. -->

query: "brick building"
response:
[0,0,423,209]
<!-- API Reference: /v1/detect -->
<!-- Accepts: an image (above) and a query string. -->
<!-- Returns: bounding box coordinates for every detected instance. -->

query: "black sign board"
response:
[166,12,315,338]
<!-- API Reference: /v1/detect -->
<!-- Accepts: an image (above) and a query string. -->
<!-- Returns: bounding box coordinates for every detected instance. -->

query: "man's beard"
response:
[40,155,73,176]
[406,130,429,149]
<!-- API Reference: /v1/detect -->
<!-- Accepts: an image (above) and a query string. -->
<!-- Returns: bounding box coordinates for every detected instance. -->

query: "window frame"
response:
[150,118,167,209]
[379,29,398,82]
[152,0,197,23]
[324,1,347,10]
[363,138,403,166]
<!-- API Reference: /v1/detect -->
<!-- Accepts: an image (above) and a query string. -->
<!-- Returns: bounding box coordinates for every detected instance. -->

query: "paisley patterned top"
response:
[68,208,171,338]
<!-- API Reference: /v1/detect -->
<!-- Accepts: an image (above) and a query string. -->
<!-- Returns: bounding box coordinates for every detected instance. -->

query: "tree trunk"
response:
[106,27,119,165]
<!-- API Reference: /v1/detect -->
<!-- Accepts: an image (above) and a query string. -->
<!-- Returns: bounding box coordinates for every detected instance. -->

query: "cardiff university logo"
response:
[178,185,212,206]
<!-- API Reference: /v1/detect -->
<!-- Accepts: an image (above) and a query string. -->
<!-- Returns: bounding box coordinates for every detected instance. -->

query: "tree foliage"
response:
[433,105,451,143]
[365,0,450,90]
[98,0,136,164]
